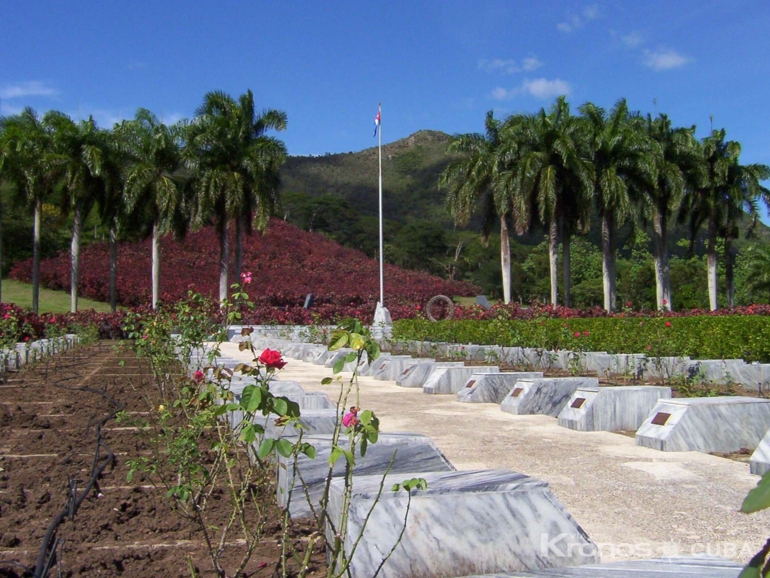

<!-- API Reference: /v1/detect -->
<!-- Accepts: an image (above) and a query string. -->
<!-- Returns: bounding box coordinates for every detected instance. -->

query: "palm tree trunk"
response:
[152,220,161,309]
[601,211,617,312]
[109,223,118,313]
[0,197,4,303]
[32,199,41,314]
[652,207,672,311]
[561,221,571,308]
[706,215,718,311]
[548,216,558,306]
[219,218,230,302]
[234,214,244,282]
[70,202,82,313]
[500,215,511,304]
[725,228,736,308]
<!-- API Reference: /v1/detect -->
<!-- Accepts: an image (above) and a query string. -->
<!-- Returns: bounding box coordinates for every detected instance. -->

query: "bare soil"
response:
[0,342,325,577]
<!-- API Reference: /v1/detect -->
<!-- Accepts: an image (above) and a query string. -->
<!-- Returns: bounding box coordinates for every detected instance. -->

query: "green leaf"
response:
[349,333,365,351]
[242,424,257,444]
[275,439,294,458]
[738,564,761,578]
[345,352,357,363]
[273,397,288,416]
[366,428,379,444]
[343,449,355,467]
[333,359,345,374]
[321,377,333,385]
[285,400,301,418]
[329,333,349,351]
[360,438,368,457]
[301,443,316,459]
[213,405,229,417]
[256,438,275,460]
[359,410,373,426]
[329,446,344,466]
[742,470,770,514]
[241,385,263,413]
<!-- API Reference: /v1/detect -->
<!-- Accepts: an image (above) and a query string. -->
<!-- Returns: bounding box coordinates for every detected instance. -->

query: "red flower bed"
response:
[9,219,479,323]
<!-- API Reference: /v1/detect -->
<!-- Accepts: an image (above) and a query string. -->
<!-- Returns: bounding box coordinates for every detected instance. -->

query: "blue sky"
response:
[3,0,770,170]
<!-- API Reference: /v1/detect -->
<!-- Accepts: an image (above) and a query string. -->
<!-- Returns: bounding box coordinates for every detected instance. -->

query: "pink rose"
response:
[662,299,668,306]
[259,348,287,370]
[240,271,253,285]
[574,331,580,338]
[342,407,359,428]
[193,370,205,383]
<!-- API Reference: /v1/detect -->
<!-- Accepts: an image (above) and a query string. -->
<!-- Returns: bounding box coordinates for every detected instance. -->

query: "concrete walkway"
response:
[219,342,769,564]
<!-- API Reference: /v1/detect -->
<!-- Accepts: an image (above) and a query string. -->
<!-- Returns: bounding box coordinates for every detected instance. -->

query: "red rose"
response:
[259,348,287,370]
[583,331,590,337]
[665,321,671,327]
[574,331,580,338]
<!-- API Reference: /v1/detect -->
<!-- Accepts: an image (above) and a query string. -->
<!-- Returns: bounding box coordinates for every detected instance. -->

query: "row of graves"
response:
[189,328,754,577]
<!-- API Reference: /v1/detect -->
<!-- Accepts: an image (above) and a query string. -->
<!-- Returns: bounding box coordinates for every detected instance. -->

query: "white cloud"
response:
[491,87,514,101]
[583,4,600,21]
[621,32,643,48]
[479,56,543,75]
[522,57,543,71]
[0,81,59,99]
[491,78,572,101]
[642,48,691,71]
[557,4,599,33]
[522,78,572,99]
[479,59,520,74]
[0,102,23,116]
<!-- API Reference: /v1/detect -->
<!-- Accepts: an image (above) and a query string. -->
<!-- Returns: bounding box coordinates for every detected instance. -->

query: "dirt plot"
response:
[0,342,325,577]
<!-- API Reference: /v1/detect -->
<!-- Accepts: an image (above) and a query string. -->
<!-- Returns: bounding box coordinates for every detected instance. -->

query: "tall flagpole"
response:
[378,102,384,307]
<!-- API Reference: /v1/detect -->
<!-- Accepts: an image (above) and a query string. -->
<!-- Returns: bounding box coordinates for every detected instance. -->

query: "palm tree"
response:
[117,109,185,309]
[93,127,131,312]
[579,99,653,312]
[683,128,770,309]
[0,108,61,313]
[46,112,106,312]
[440,111,516,303]
[184,90,287,302]
[640,114,700,311]
[514,96,594,306]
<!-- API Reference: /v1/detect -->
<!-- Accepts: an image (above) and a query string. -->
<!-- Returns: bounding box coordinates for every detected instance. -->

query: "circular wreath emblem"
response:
[426,295,454,322]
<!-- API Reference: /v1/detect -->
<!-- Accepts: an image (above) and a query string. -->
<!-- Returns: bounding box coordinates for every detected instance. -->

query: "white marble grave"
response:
[422,366,501,395]
[457,372,544,404]
[557,386,672,432]
[276,432,455,518]
[750,428,770,475]
[396,361,465,388]
[501,378,599,417]
[374,357,433,381]
[636,396,770,453]
[462,554,742,577]
[326,469,598,578]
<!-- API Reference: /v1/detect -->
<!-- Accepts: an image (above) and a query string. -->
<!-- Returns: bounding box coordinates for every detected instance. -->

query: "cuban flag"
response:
[373,108,381,137]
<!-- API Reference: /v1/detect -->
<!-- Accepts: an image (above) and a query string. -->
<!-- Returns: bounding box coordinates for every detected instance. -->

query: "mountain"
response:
[279,130,455,225]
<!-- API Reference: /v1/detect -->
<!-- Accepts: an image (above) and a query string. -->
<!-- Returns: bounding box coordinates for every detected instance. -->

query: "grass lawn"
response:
[2,279,116,313]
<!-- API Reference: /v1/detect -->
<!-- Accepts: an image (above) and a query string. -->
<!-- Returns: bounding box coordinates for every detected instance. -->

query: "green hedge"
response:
[392,316,770,363]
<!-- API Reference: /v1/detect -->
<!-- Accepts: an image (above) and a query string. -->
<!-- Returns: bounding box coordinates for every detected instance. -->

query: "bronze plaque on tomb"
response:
[571,398,586,409]
[466,380,476,388]
[512,387,523,398]
[651,412,671,426]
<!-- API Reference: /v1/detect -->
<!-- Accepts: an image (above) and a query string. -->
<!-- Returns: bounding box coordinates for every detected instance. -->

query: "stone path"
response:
[219,342,770,564]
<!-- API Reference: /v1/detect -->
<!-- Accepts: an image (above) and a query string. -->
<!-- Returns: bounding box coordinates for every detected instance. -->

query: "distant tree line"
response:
[440,97,770,312]
[0,89,287,313]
